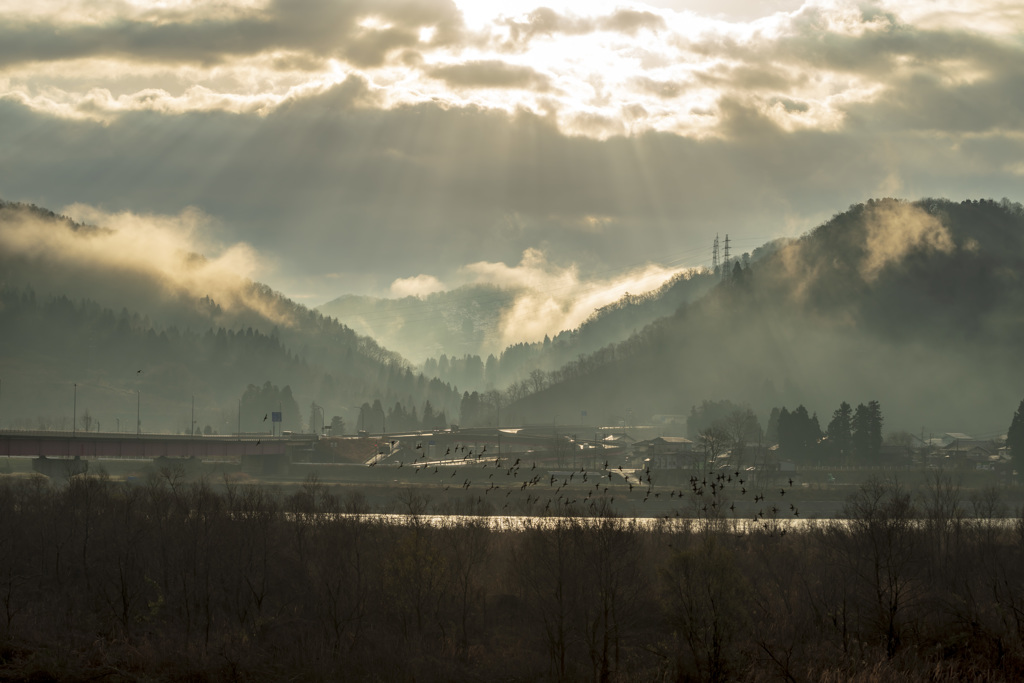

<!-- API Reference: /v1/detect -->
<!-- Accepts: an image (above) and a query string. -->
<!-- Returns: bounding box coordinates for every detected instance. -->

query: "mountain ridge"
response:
[0,199,458,433]
[500,198,1024,435]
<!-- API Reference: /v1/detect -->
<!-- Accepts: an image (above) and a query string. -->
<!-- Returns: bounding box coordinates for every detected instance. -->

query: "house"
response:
[601,432,637,447]
[936,435,1004,470]
[634,436,699,469]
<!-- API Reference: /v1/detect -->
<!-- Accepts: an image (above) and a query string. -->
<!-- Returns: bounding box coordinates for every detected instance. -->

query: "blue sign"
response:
[271,412,282,423]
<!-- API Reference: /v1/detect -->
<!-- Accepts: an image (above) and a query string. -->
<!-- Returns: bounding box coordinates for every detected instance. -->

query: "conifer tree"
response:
[827,401,853,461]
[1008,399,1024,460]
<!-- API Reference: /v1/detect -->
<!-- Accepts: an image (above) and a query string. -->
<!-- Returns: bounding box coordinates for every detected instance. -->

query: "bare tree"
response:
[529,368,547,394]
[720,409,760,470]
[699,426,730,475]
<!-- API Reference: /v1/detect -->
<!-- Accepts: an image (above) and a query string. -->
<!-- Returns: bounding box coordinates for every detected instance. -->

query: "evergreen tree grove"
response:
[1008,399,1024,460]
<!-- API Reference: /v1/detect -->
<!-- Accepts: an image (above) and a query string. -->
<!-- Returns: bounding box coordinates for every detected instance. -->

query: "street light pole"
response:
[136,390,140,438]
[73,383,77,437]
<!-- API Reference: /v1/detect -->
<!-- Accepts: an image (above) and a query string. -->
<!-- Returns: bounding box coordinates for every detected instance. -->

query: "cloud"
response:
[597,8,666,34]
[453,248,687,347]
[1,1,1022,309]
[0,0,465,67]
[0,202,293,325]
[390,274,445,298]
[632,76,689,98]
[0,0,1020,144]
[427,59,551,90]
[499,7,596,45]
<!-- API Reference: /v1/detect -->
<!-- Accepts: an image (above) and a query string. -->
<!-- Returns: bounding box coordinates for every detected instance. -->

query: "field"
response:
[1,462,1024,681]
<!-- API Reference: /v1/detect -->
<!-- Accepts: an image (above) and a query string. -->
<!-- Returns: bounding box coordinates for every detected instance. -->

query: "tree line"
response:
[0,286,461,434]
[768,400,885,464]
[354,398,449,434]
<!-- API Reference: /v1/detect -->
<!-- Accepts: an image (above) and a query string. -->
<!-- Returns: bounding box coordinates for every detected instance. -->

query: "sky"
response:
[1,0,1022,317]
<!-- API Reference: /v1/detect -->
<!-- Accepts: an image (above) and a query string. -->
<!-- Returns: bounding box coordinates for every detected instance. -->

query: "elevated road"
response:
[0,430,291,461]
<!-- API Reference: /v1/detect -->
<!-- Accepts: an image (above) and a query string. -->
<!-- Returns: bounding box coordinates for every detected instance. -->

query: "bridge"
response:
[0,430,292,461]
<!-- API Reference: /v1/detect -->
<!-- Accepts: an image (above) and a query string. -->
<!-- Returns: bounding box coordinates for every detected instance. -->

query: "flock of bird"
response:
[368,440,803,527]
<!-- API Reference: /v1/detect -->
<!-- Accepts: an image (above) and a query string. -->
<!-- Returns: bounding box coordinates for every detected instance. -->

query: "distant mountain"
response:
[0,200,459,433]
[504,198,1024,435]
[415,243,782,395]
[317,261,745,379]
[317,284,518,364]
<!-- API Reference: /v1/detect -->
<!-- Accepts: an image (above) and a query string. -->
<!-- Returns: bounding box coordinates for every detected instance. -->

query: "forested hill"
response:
[0,200,459,432]
[319,267,726,381]
[504,198,1024,435]
[419,262,738,393]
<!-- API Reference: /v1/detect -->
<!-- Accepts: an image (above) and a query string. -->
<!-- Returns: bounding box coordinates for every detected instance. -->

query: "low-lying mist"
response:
[0,201,293,329]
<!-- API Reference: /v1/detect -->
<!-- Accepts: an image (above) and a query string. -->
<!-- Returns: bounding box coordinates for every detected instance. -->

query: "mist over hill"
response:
[320,265,731,393]
[317,247,702,368]
[417,267,728,394]
[504,198,1024,436]
[5,196,1023,438]
[0,200,459,433]
[317,285,518,364]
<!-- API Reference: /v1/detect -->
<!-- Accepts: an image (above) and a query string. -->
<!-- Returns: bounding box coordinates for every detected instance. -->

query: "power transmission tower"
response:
[712,234,719,274]
[722,234,731,281]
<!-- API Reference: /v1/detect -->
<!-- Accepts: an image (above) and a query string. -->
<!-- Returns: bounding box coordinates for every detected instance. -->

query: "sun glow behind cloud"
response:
[2,0,1022,316]
[1,0,1018,139]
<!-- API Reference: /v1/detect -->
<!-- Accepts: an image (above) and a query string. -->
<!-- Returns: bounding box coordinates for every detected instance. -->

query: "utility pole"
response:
[137,390,141,438]
[191,394,195,436]
[73,383,77,437]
